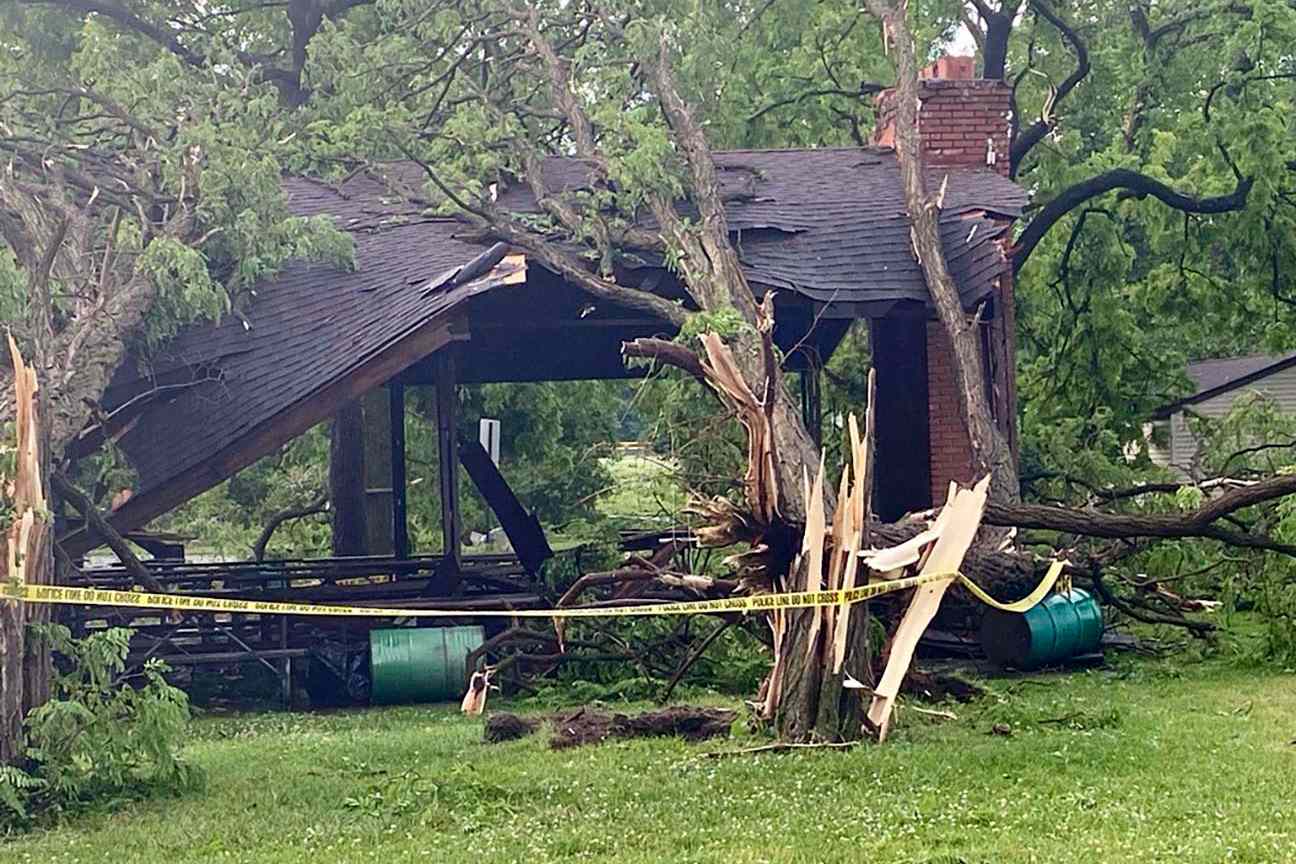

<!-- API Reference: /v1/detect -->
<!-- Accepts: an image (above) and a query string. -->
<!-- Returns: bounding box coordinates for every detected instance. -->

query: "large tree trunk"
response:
[774,603,872,741]
[0,576,24,764]
[865,0,1020,504]
[2,339,52,764]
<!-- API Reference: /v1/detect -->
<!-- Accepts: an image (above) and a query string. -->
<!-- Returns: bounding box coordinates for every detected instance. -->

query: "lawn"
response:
[5,653,1294,864]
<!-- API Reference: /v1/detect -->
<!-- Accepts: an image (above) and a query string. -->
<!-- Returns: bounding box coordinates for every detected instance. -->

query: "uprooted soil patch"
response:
[483,706,737,750]
[902,669,985,703]
[484,712,542,743]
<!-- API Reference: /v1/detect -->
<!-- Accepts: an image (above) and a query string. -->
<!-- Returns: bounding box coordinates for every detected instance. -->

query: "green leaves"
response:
[1012,0,1296,468]
[1,626,200,829]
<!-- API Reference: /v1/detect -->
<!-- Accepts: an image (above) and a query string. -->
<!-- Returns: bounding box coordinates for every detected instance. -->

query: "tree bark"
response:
[2,340,52,764]
[865,0,1020,505]
[0,576,24,764]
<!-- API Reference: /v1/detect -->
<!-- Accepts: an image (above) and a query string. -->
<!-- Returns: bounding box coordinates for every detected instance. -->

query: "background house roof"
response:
[1154,352,1296,418]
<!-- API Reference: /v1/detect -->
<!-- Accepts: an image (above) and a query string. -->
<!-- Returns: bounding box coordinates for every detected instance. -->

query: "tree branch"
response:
[746,84,885,124]
[862,0,1019,501]
[51,471,165,593]
[622,337,708,384]
[252,493,328,561]
[1010,0,1090,176]
[1012,169,1253,273]
[20,0,207,67]
[986,472,1296,555]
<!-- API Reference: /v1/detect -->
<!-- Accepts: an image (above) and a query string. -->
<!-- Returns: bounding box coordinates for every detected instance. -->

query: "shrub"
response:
[0,625,201,830]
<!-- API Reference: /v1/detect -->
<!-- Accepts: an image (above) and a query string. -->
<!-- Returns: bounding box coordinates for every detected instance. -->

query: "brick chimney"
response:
[871,55,1012,176]
[872,56,1018,506]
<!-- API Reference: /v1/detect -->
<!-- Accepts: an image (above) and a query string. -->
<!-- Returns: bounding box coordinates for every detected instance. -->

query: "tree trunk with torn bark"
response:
[865,0,1020,504]
[0,569,23,764]
[2,339,52,764]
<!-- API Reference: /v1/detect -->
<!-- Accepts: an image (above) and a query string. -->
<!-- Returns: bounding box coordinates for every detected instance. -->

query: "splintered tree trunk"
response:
[775,605,872,742]
[2,339,52,764]
[20,528,53,718]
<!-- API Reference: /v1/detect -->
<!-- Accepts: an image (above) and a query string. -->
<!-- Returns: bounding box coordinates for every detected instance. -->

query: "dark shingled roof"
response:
[105,218,499,497]
[105,147,1024,506]
[474,148,1022,307]
[1188,353,1296,393]
[1154,351,1296,417]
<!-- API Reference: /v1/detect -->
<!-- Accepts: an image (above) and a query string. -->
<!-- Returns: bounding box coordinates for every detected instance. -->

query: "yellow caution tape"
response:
[1,561,1066,619]
[956,559,1068,614]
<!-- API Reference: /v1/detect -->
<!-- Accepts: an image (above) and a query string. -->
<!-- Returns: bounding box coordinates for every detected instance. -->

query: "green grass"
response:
[596,455,688,526]
[5,654,1295,863]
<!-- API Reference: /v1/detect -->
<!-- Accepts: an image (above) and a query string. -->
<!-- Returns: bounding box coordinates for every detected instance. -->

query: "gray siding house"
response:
[1147,353,1296,475]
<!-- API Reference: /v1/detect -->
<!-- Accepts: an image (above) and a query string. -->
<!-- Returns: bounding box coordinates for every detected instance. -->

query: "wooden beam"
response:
[389,382,410,559]
[469,316,667,332]
[329,401,368,556]
[435,348,462,592]
[61,314,469,557]
[458,439,553,576]
[361,388,394,555]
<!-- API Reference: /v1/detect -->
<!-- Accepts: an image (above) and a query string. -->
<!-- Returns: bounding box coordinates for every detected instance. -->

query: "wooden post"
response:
[361,389,394,556]
[389,382,410,559]
[329,402,368,556]
[435,350,462,591]
[800,365,822,449]
[279,615,291,709]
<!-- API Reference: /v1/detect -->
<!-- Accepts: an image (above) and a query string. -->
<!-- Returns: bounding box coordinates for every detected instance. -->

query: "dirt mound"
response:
[484,712,541,743]
[549,706,736,750]
[482,706,737,749]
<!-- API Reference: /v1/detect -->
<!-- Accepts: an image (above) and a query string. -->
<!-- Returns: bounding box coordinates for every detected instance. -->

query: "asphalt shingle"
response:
[106,148,1025,502]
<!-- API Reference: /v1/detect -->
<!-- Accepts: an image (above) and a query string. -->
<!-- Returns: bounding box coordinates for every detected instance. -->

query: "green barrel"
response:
[978,589,1103,670]
[369,626,484,705]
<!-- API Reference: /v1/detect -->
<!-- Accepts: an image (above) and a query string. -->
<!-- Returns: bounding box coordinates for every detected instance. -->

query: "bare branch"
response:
[1010,0,1090,176]
[253,493,328,561]
[746,84,885,125]
[987,472,1296,555]
[623,337,708,383]
[51,471,166,593]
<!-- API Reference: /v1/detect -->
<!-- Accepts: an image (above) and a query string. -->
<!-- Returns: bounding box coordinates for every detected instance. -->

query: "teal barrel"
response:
[369,626,484,705]
[978,589,1103,670]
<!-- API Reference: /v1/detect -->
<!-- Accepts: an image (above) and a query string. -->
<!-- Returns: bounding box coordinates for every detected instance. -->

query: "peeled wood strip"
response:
[7,335,44,513]
[867,476,989,742]
[860,528,941,572]
[801,456,827,666]
[5,336,48,591]
[820,464,853,660]
[833,397,876,674]
[699,333,779,524]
